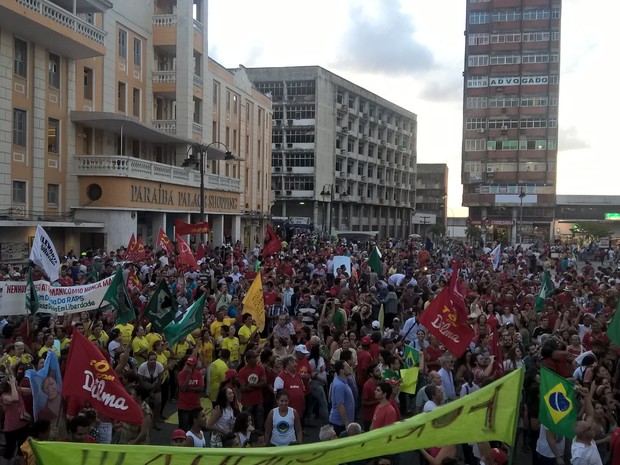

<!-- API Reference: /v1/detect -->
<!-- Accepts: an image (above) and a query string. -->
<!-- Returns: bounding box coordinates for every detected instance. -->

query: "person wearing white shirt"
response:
[438,354,457,401]
[422,384,443,413]
[571,387,603,465]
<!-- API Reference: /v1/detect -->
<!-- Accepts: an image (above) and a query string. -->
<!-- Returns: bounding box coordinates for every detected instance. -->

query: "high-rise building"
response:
[462,0,561,244]
[0,0,271,258]
[244,66,418,239]
[415,163,448,236]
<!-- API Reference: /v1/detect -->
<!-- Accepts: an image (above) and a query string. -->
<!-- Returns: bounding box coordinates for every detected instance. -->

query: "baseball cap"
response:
[172,429,186,440]
[371,320,381,330]
[491,448,508,465]
[361,336,372,345]
[223,369,238,382]
[186,357,197,366]
[295,344,310,355]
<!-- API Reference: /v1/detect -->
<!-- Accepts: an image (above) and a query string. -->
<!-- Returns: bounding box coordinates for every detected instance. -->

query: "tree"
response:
[572,222,612,242]
[428,223,446,239]
[466,225,482,245]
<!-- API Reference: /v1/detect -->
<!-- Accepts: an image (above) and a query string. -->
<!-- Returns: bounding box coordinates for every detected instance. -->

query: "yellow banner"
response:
[242,273,265,332]
[31,368,523,465]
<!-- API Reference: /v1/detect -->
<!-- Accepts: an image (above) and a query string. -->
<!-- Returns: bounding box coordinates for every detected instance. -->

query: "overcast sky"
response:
[208,0,618,216]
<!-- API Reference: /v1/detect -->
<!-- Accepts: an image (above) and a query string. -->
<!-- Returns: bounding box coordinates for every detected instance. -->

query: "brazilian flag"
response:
[539,366,577,438]
[403,345,420,368]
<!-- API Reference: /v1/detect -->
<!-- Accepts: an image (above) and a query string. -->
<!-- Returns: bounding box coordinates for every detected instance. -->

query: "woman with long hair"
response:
[307,343,329,424]
[502,346,524,373]
[232,411,254,448]
[264,390,302,446]
[206,387,238,448]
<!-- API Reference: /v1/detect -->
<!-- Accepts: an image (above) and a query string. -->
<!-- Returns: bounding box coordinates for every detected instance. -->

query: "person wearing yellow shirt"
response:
[197,329,214,368]
[114,322,135,345]
[153,340,173,414]
[38,333,60,359]
[210,310,228,342]
[220,325,240,369]
[88,321,109,347]
[208,349,230,401]
[55,327,71,351]
[131,326,149,366]
[145,325,163,351]
[238,313,258,355]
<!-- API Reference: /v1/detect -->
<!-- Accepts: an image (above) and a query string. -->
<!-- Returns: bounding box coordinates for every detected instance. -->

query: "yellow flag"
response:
[30,368,524,465]
[400,367,419,395]
[242,273,265,332]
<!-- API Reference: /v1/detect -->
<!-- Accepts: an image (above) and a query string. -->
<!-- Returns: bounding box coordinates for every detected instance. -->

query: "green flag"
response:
[367,245,382,276]
[607,299,620,346]
[539,366,577,438]
[86,267,99,282]
[403,345,420,368]
[25,267,39,315]
[101,271,135,324]
[163,293,205,347]
[535,271,554,312]
[145,280,177,332]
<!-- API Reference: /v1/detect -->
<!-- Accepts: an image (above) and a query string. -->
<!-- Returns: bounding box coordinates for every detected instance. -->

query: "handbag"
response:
[18,393,32,423]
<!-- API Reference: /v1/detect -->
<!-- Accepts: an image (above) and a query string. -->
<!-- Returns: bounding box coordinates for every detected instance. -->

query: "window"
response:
[47,184,59,206]
[49,53,60,89]
[132,88,140,117]
[468,33,489,46]
[84,67,94,100]
[286,129,315,144]
[522,8,551,20]
[13,181,26,204]
[226,91,231,112]
[14,39,27,78]
[13,109,27,147]
[522,32,550,42]
[490,33,521,44]
[468,55,489,67]
[467,76,488,88]
[490,54,521,65]
[469,12,490,24]
[519,139,549,150]
[233,95,238,115]
[118,29,127,58]
[466,97,488,109]
[284,176,314,191]
[117,82,126,113]
[285,153,315,167]
[488,97,520,108]
[213,81,219,106]
[466,118,486,130]
[48,118,59,152]
[287,81,315,97]
[465,139,486,151]
[491,10,521,22]
[521,96,548,107]
[488,118,518,129]
[133,38,142,67]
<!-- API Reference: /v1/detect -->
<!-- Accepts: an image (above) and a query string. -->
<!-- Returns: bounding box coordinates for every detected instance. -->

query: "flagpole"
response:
[508,367,525,465]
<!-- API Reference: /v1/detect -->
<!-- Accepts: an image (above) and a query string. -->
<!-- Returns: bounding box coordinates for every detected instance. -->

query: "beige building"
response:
[0,0,270,260]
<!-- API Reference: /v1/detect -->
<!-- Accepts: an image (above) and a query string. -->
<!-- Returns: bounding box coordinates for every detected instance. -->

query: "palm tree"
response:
[465,225,482,245]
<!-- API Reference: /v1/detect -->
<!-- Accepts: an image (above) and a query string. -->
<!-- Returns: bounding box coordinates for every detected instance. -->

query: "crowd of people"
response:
[0,235,619,465]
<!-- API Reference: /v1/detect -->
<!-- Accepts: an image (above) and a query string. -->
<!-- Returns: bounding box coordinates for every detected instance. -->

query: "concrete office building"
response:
[414,163,448,236]
[0,0,271,261]
[244,66,418,239]
[462,0,561,245]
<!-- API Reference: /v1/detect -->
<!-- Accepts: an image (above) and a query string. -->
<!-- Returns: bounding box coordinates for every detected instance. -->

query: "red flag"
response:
[262,224,282,257]
[196,243,205,261]
[176,235,198,269]
[126,267,141,294]
[418,286,474,358]
[175,220,210,236]
[135,236,146,261]
[449,262,468,321]
[156,227,174,255]
[62,331,143,425]
[490,330,505,377]
[125,233,137,260]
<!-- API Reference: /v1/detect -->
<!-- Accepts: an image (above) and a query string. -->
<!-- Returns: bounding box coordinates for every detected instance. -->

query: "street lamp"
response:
[182,142,235,242]
[518,186,526,245]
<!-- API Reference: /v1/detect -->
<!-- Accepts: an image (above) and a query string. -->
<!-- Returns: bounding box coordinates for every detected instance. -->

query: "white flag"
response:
[29,225,60,283]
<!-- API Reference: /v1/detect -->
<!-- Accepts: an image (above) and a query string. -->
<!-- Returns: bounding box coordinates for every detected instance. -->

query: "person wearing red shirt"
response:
[582,320,610,351]
[263,281,279,308]
[356,336,373,391]
[371,382,398,430]
[177,357,205,432]
[361,363,382,431]
[274,356,306,418]
[238,350,267,428]
[423,335,444,372]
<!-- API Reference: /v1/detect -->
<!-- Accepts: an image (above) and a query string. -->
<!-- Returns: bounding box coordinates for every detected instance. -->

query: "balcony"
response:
[74,155,241,192]
[152,70,176,96]
[152,120,176,133]
[153,14,177,47]
[0,0,109,58]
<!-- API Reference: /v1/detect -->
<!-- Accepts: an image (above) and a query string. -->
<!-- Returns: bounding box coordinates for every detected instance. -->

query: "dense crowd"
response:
[0,236,620,465]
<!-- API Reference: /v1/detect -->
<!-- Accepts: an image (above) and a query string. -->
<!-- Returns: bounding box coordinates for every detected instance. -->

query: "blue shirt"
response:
[329,375,355,426]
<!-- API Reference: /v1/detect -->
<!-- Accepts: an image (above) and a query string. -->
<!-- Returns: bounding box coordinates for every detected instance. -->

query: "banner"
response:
[101,271,135,324]
[262,224,282,257]
[163,293,205,347]
[29,225,60,283]
[242,273,265,332]
[26,267,39,315]
[62,331,143,425]
[175,220,210,236]
[176,235,198,269]
[0,276,114,316]
[31,368,523,465]
[156,227,175,255]
[25,351,63,422]
[144,280,177,332]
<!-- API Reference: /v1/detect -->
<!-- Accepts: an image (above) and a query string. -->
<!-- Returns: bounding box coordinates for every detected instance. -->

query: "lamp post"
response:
[320,184,333,239]
[420,215,430,239]
[182,142,235,243]
[518,186,526,245]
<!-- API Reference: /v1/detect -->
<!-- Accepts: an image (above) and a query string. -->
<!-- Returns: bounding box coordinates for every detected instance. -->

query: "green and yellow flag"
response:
[400,367,419,395]
[539,366,577,438]
[403,345,420,368]
[30,368,524,465]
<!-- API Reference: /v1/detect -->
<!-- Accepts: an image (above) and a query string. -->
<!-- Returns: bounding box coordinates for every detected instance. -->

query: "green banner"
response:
[31,368,523,465]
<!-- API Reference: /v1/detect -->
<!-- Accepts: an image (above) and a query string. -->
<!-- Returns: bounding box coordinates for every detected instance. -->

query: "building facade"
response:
[0,0,270,261]
[414,163,448,236]
[462,0,561,245]
[244,66,418,239]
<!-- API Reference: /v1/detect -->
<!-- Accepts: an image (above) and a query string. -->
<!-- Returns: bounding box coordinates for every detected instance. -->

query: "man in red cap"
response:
[177,356,204,431]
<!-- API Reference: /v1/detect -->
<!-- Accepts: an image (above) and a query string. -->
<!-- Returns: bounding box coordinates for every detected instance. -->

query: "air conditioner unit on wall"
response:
[487,166,495,173]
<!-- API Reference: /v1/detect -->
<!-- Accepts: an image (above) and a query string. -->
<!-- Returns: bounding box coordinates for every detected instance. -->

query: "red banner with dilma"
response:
[62,331,143,425]
[418,286,474,358]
